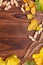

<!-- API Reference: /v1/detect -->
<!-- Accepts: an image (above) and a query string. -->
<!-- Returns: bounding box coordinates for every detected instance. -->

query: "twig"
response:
[21,32,43,64]
[21,41,38,63]
[29,42,43,57]
[39,32,43,42]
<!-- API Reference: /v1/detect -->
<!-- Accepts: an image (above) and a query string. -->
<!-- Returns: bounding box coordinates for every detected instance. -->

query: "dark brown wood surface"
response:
[0,5,43,60]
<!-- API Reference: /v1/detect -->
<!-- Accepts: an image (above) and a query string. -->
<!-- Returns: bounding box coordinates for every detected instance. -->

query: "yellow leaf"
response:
[31,6,36,15]
[28,0,35,8]
[25,5,30,11]
[28,20,38,31]
[5,55,20,65]
[36,25,41,31]
[40,48,43,54]
[27,14,33,19]
[32,47,43,65]
[0,57,5,65]
[23,0,29,3]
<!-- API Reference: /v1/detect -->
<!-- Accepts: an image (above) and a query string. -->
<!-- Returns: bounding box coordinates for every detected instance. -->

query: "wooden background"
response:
[0,2,43,60]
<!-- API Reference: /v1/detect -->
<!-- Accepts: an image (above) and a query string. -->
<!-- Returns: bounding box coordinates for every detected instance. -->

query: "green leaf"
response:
[24,61,36,65]
[35,0,43,12]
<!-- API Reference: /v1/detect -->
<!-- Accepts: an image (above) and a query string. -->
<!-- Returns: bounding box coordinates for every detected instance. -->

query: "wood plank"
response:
[0,0,43,60]
[0,12,29,23]
[0,22,35,38]
[0,12,43,23]
[0,38,32,59]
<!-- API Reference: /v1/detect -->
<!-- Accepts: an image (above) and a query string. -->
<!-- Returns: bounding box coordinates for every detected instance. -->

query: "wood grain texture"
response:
[0,3,43,59]
[0,17,33,59]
